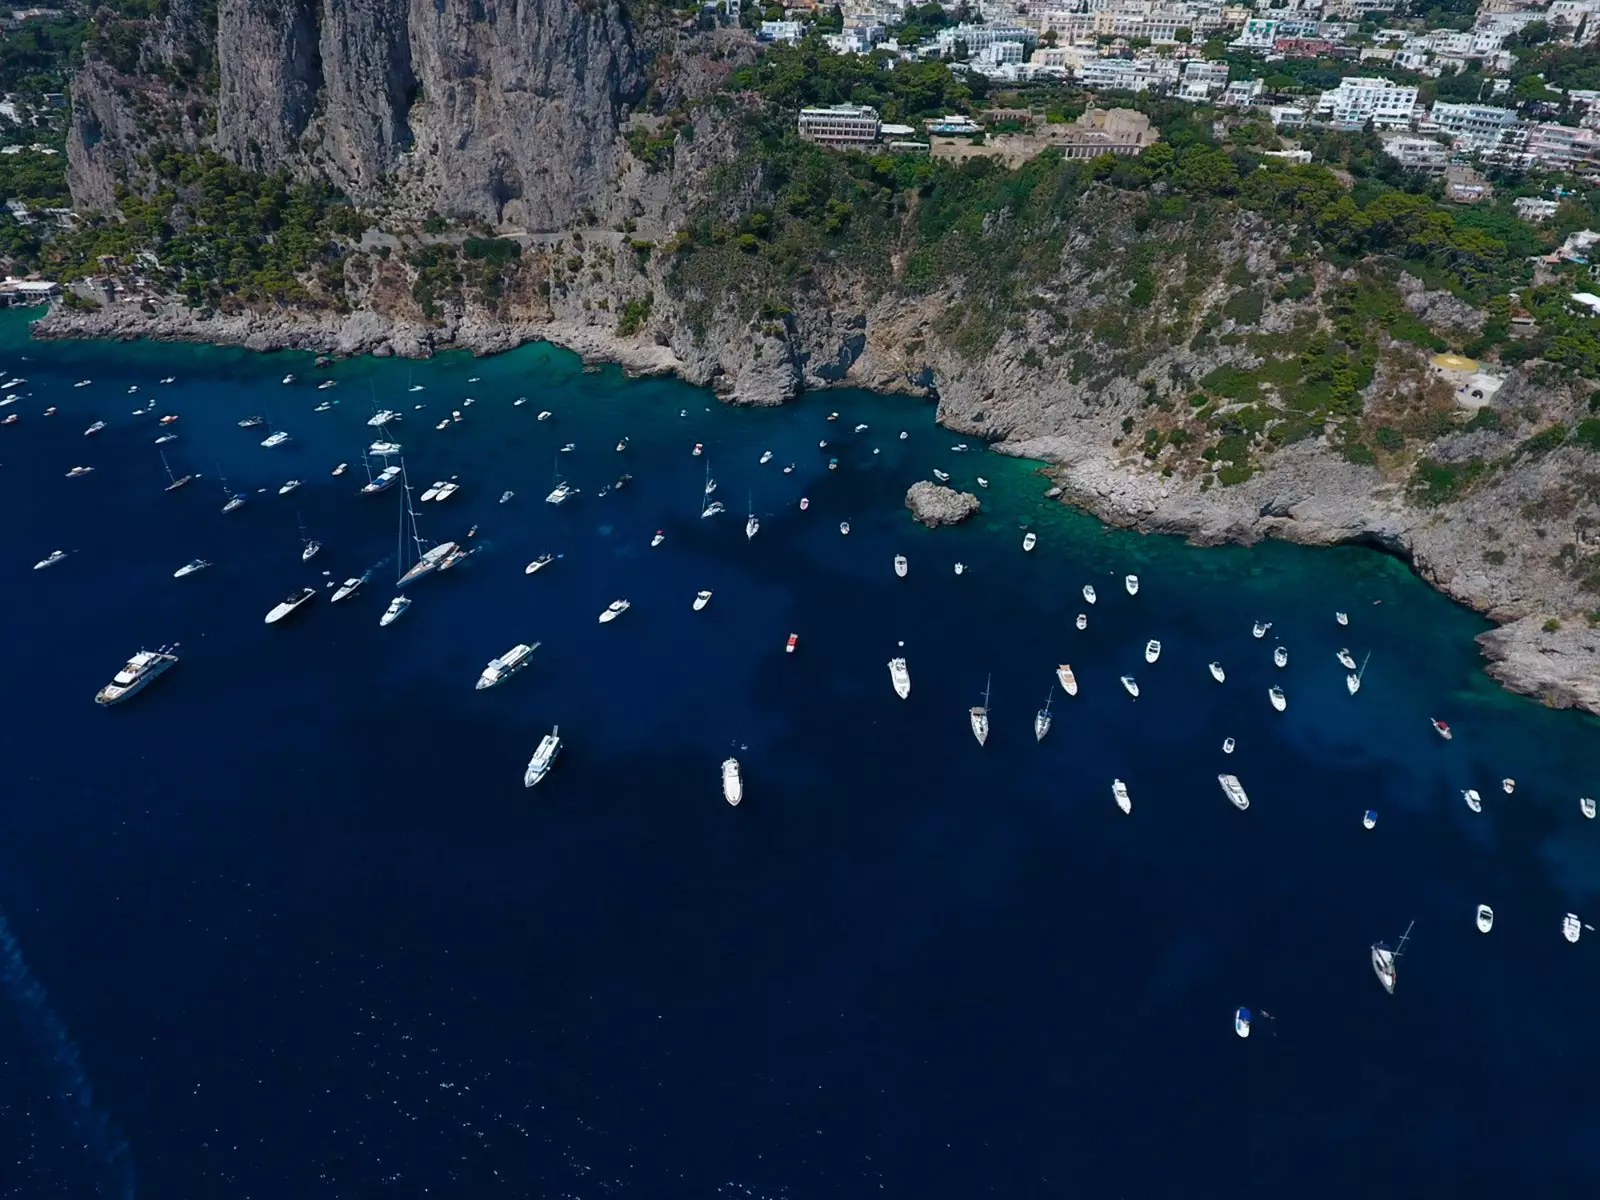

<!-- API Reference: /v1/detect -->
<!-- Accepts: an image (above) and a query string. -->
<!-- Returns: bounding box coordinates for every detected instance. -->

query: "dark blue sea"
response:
[0,308,1596,1198]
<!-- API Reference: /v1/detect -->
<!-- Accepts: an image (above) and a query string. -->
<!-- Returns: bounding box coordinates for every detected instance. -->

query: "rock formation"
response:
[906,482,981,528]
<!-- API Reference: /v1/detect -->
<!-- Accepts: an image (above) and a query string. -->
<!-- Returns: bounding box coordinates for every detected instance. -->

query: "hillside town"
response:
[762,0,1600,176]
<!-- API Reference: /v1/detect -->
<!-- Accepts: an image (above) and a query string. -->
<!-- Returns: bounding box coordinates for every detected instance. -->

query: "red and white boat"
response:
[799,497,810,511]
[159,414,179,425]
[1431,718,1452,740]
[786,633,798,654]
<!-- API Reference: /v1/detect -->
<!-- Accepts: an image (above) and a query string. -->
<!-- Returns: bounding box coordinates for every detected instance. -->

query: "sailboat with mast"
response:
[1347,651,1370,696]
[219,467,246,512]
[701,460,724,517]
[545,455,575,505]
[297,514,321,562]
[746,490,759,540]
[1035,687,1053,742]
[161,449,193,492]
[396,461,466,586]
[970,675,991,746]
[359,450,401,494]
[1371,920,1415,995]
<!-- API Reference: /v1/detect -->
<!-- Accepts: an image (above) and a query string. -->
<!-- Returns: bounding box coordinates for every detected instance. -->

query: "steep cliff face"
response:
[72,0,643,228]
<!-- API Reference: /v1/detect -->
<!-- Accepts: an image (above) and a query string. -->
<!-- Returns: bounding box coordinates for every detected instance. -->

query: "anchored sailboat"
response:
[160,449,193,492]
[1035,687,1053,742]
[396,461,465,587]
[1371,920,1415,995]
[970,675,991,746]
[1347,651,1370,696]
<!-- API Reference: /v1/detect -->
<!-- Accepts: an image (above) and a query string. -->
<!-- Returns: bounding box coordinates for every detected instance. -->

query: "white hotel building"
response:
[1315,77,1419,130]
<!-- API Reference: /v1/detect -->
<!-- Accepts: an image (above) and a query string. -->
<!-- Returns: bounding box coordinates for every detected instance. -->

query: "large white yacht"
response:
[379,595,411,626]
[261,430,290,447]
[524,727,562,787]
[1056,664,1077,695]
[264,587,316,624]
[1268,685,1286,712]
[173,558,210,578]
[331,572,368,602]
[1218,773,1250,811]
[525,554,555,574]
[722,757,743,807]
[362,465,402,494]
[33,549,68,570]
[94,645,179,705]
[598,599,630,624]
[1120,674,1139,698]
[1083,585,1096,604]
[476,642,539,690]
[889,657,911,699]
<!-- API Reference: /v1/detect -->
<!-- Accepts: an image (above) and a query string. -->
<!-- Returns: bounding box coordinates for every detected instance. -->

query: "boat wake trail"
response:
[0,908,136,1198]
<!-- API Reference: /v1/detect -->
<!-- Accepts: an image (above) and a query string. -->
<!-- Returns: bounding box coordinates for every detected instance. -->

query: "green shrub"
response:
[1574,418,1600,450]
[616,294,654,336]
[1543,617,1562,632]
[1374,425,1404,451]
[1341,441,1377,464]
[1516,423,1567,458]
[1464,406,1502,433]
[1483,549,1507,565]
[1223,289,1265,325]
[1409,456,1485,506]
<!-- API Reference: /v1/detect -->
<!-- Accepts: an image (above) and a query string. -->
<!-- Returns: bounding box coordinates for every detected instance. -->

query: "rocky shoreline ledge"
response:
[31,302,1600,717]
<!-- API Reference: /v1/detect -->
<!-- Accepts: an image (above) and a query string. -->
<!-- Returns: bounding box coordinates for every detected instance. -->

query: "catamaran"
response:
[173,558,210,578]
[368,409,399,427]
[1121,674,1139,698]
[1035,688,1053,741]
[1113,778,1131,814]
[264,587,316,624]
[1273,646,1288,668]
[524,727,561,787]
[1057,664,1077,696]
[722,757,743,807]
[1348,651,1370,695]
[94,644,179,705]
[1145,639,1161,664]
[1476,904,1494,934]
[1336,648,1358,671]
[1022,531,1037,552]
[1209,661,1225,683]
[1218,773,1250,811]
[476,642,539,690]
[546,457,575,505]
[1083,585,1096,604]
[1268,685,1286,712]
[970,676,991,746]
[889,657,911,700]
[894,555,907,577]
[1125,574,1139,595]
[1371,919,1414,994]
[598,599,630,624]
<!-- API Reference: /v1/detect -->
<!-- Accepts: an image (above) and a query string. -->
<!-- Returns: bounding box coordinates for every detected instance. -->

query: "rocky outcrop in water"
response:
[906,482,980,528]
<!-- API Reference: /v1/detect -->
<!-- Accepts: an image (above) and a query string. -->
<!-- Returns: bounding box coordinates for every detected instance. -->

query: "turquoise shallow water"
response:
[0,309,1595,1197]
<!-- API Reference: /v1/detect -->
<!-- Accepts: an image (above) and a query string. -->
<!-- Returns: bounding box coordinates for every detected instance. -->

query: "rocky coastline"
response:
[30,299,1600,717]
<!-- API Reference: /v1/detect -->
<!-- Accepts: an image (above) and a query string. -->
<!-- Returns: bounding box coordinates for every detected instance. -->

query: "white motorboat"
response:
[66,465,94,477]
[693,590,712,611]
[361,465,402,494]
[976,477,988,488]
[1336,648,1357,671]
[238,415,265,428]
[331,572,368,602]
[651,530,665,547]
[1083,585,1096,604]
[1463,788,1482,813]
[432,481,459,502]
[1371,920,1414,994]
[854,423,869,433]
[1218,773,1250,811]
[899,431,908,439]
[1336,611,1349,626]
[1432,718,1453,740]
[1476,904,1494,934]
[1563,913,1582,943]
[1209,661,1225,683]
[1057,664,1077,696]
[173,558,210,578]
[94,644,179,706]
[538,410,553,420]
[524,727,561,787]
[419,480,445,502]
[797,498,808,511]
[1502,778,1515,794]
[970,675,991,746]
[954,562,965,575]
[1120,674,1139,698]
[889,657,911,700]
[264,587,316,624]
[1363,809,1377,829]
[318,379,336,390]
[616,437,628,452]
[525,554,555,574]
[261,430,290,447]
[279,479,302,495]
[1223,737,1236,754]
[379,595,411,626]
[783,463,795,473]
[84,420,105,435]
[1075,613,1087,630]
[1145,639,1161,664]
[369,440,401,456]
[839,521,850,535]
[301,539,321,562]
[1235,1008,1251,1039]
[1582,796,1596,819]
[33,549,67,570]
[154,433,177,445]
[702,500,725,518]
[950,442,968,451]
[1022,531,1036,552]
[367,409,399,427]
[759,450,773,464]
[500,490,514,504]
[1113,778,1131,814]
[1268,686,1286,712]
[559,442,575,452]
[476,642,539,690]
[408,382,424,393]
[1273,646,1288,668]
[598,599,630,624]
[282,373,295,384]
[722,757,743,807]
[932,469,950,482]
[894,555,907,578]
[74,379,90,387]
[435,418,449,430]
[1252,621,1270,638]
[332,462,348,476]
[1125,574,1139,595]
[1034,690,1053,741]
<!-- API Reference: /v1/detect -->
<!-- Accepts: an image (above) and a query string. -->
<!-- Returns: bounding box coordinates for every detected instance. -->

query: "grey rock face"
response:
[215,0,322,172]
[906,482,981,528]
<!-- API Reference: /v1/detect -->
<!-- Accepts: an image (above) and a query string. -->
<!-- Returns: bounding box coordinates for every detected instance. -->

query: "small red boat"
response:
[159,414,179,425]
[786,633,798,654]
[1431,718,1452,740]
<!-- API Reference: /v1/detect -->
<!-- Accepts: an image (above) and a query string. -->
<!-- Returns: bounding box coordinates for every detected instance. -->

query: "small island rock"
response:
[906,481,981,528]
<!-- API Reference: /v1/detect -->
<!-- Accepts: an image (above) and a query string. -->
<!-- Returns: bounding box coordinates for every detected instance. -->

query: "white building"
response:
[798,104,882,148]
[1269,105,1307,128]
[935,23,1033,56]
[758,19,803,42]
[1513,197,1561,220]
[1526,122,1600,170]
[1231,17,1278,48]
[1077,57,1181,93]
[1428,102,1519,153]
[977,41,1027,66]
[1177,59,1230,101]
[1381,134,1449,173]
[1221,78,1264,107]
[1315,77,1418,130]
